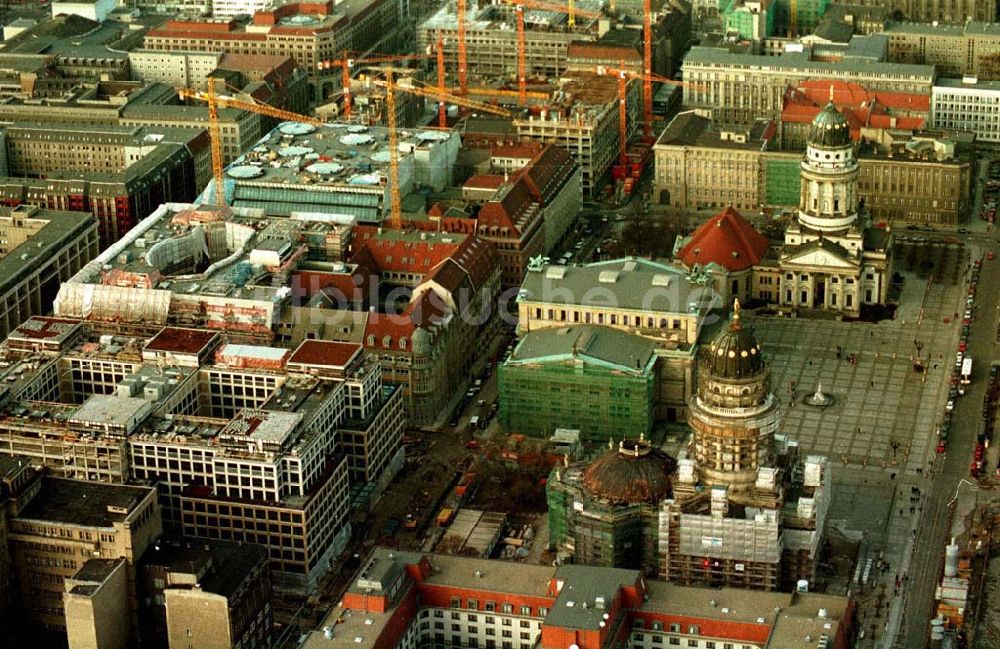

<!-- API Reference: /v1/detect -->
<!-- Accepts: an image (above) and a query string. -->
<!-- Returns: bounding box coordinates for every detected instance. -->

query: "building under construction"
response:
[514,70,641,194]
[546,306,830,591]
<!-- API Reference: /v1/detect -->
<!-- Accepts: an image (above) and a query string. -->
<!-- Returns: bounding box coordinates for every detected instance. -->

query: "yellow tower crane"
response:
[179,78,326,206]
[371,72,511,229]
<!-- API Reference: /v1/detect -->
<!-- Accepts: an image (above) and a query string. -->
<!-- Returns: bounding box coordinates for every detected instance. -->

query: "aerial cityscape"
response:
[0,0,999,648]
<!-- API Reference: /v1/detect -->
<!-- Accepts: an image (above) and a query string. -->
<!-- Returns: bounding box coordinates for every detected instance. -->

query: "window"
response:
[687,626,700,635]
[451,597,462,608]
[687,642,698,648]
[485,602,496,612]
[633,620,645,629]
[502,604,513,614]
[669,640,680,647]
[468,599,479,610]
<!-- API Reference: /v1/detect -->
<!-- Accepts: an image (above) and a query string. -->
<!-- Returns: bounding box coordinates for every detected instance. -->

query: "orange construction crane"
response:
[596,66,700,163]
[436,34,447,127]
[790,0,798,38]
[371,74,511,229]
[458,0,468,94]
[316,51,432,119]
[643,0,653,136]
[454,87,551,101]
[501,0,602,105]
[180,78,326,207]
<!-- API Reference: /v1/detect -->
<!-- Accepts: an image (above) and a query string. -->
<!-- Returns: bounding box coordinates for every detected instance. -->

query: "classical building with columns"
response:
[777,101,893,316]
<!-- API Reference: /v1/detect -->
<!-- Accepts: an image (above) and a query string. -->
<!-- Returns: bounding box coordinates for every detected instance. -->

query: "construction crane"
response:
[180,78,326,207]
[315,51,433,119]
[790,0,798,38]
[436,34,447,127]
[458,0,468,95]
[370,74,511,229]
[501,0,602,105]
[643,0,653,136]
[596,66,700,163]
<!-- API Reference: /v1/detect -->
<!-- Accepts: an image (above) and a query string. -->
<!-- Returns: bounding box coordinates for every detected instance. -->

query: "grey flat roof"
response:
[682,46,935,77]
[546,564,639,630]
[0,207,95,298]
[518,257,704,315]
[936,77,1000,91]
[16,477,153,527]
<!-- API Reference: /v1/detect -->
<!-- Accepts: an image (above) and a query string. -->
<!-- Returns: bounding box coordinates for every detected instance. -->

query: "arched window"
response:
[367,335,375,346]
[399,337,408,350]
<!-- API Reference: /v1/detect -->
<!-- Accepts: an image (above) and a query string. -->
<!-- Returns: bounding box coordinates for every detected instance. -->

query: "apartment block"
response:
[300,548,854,649]
[0,205,99,340]
[515,71,641,195]
[681,45,935,127]
[885,21,1000,79]
[439,144,582,289]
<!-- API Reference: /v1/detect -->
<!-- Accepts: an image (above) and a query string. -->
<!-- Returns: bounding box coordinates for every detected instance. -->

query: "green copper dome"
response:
[809,101,851,148]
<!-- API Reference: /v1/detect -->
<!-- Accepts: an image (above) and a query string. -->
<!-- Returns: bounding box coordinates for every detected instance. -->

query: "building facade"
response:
[932,76,1000,143]
[681,46,935,128]
[8,476,161,636]
[0,205,99,341]
[886,21,1000,79]
[516,257,716,422]
[300,548,854,649]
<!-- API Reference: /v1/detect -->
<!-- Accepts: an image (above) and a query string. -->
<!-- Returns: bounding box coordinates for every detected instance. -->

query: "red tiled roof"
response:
[464,174,505,191]
[477,179,535,236]
[782,80,929,138]
[288,339,362,367]
[448,235,497,290]
[144,327,218,355]
[521,144,575,204]
[490,143,543,160]
[677,207,770,272]
[350,226,461,275]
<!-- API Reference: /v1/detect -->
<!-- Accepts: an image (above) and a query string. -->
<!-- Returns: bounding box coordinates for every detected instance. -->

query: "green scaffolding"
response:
[498,361,654,442]
[771,0,830,35]
[721,0,776,39]
[764,158,802,207]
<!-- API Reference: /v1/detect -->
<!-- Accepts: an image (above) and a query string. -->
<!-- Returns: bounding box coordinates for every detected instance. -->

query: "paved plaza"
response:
[745,240,972,647]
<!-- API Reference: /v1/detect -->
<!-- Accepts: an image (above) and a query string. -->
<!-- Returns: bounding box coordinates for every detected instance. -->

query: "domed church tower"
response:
[778,89,893,316]
[797,100,859,236]
[687,299,780,491]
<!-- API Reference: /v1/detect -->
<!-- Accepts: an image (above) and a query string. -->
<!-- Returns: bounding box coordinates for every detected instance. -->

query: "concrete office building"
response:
[8,476,161,636]
[140,539,272,649]
[886,21,1000,80]
[300,547,855,649]
[932,76,1000,144]
[143,0,406,99]
[0,123,211,246]
[681,45,935,127]
[0,205,99,341]
[218,122,460,222]
[516,257,718,422]
[0,80,258,166]
[0,318,404,592]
